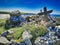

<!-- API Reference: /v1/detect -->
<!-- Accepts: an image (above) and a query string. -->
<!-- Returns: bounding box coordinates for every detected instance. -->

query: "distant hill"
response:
[51,14,60,24]
[0,14,60,19]
[50,14,60,18]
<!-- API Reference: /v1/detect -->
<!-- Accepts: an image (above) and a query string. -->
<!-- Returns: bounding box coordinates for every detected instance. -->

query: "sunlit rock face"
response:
[22,31,32,45]
[22,31,32,40]
[0,36,10,44]
[0,14,10,19]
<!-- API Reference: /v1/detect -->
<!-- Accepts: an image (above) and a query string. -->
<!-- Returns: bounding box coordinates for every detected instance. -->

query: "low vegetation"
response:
[22,23,48,41]
[0,19,48,42]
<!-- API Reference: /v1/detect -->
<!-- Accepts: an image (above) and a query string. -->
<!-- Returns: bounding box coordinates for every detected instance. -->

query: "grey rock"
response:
[24,38,32,45]
[34,37,48,45]
[22,31,32,40]
[22,31,32,45]
[0,36,10,44]
[19,43,25,45]
[1,30,14,37]
[54,39,60,45]
[35,37,53,45]
[34,37,41,45]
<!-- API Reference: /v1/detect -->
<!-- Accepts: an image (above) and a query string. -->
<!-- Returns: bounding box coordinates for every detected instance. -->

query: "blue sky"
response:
[0,0,60,14]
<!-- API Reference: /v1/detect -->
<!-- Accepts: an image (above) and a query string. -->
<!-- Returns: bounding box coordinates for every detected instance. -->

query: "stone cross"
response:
[38,7,53,22]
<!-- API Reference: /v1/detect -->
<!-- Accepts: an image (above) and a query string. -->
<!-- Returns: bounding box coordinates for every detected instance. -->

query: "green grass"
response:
[0,19,6,34]
[0,19,48,42]
[10,27,25,39]
[22,24,48,40]
[0,19,6,23]
[0,26,5,34]
[0,23,48,38]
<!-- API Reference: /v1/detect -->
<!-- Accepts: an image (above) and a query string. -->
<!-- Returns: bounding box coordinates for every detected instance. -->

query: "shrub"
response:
[22,24,48,40]
[23,24,48,35]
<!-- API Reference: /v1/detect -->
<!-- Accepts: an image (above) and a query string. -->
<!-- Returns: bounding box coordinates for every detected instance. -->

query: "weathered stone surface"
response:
[22,31,32,40]
[0,36,10,44]
[22,31,32,45]
[55,25,60,29]
[34,36,53,45]
[19,43,25,45]
[35,37,48,45]
[24,38,32,45]
[54,39,60,45]
[1,30,14,37]
[34,37,41,45]
[35,37,49,45]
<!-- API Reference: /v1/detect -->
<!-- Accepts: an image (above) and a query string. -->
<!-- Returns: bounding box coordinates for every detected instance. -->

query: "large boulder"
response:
[0,36,10,45]
[1,30,14,41]
[34,36,54,45]
[34,37,50,45]
[1,30,14,37]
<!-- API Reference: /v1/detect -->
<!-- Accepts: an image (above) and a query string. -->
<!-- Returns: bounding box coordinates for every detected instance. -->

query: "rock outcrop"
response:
[22,31,32,45]
[0,36,10,45]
